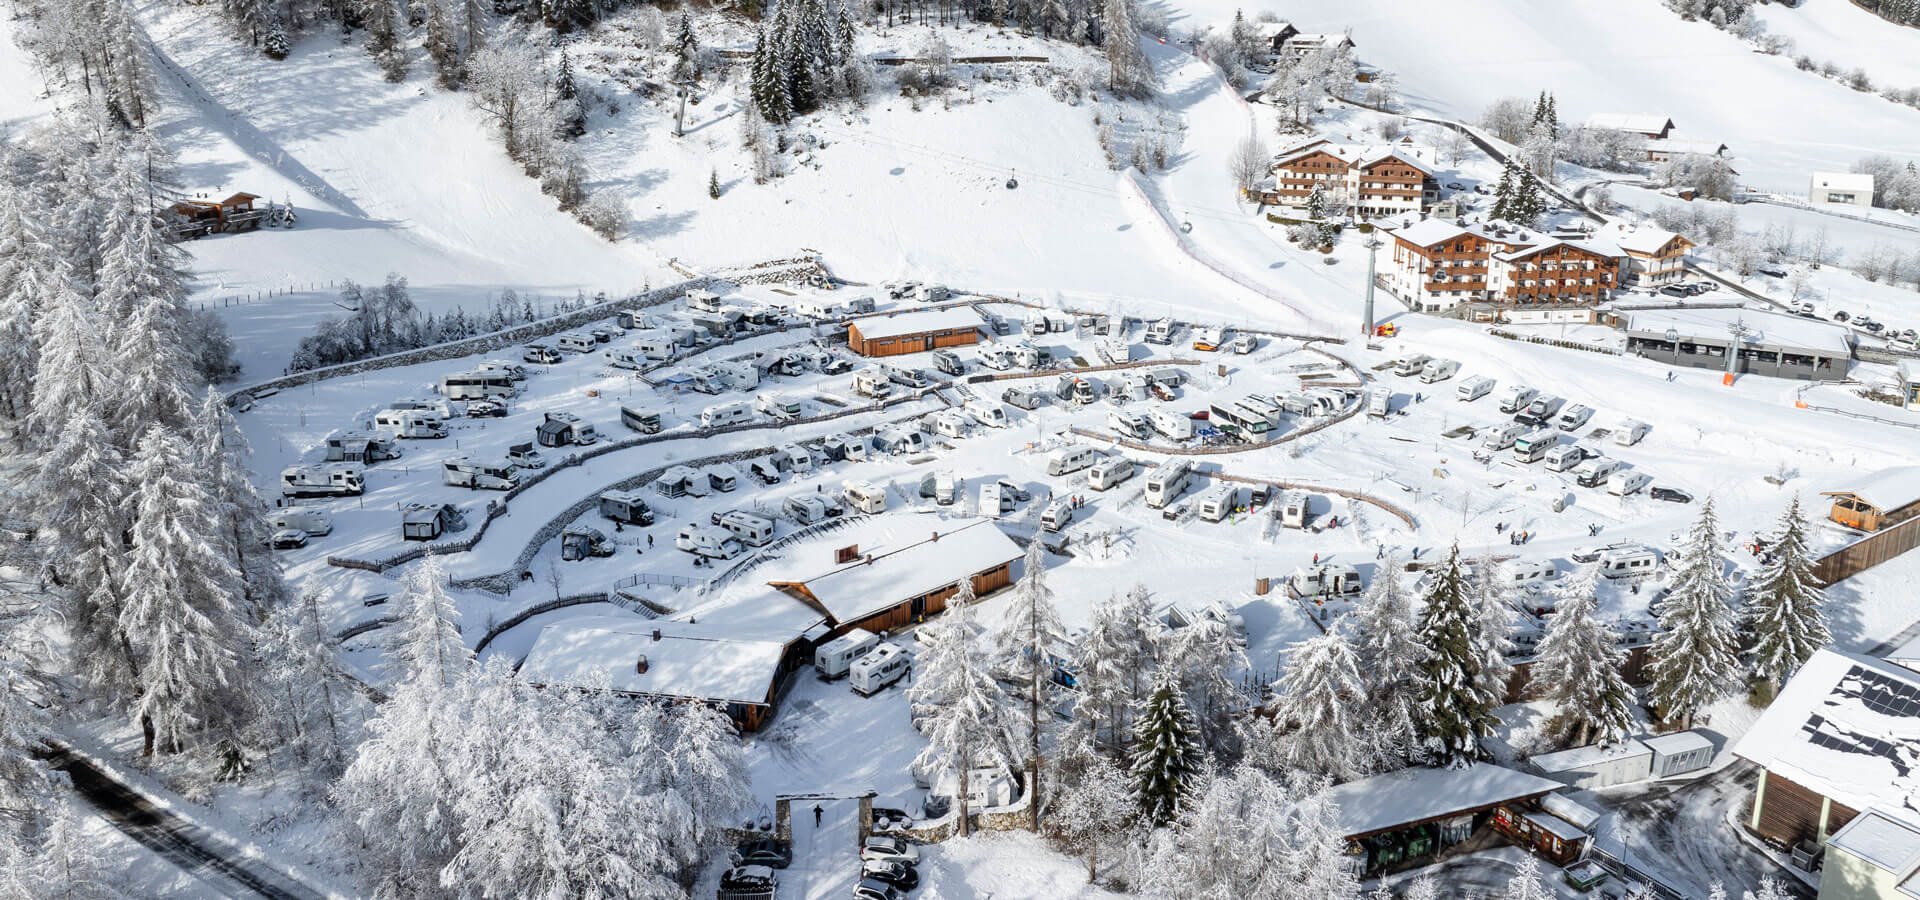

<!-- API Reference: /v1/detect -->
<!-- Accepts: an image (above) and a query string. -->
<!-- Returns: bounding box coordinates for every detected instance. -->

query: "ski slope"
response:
[1755,0,1920,88]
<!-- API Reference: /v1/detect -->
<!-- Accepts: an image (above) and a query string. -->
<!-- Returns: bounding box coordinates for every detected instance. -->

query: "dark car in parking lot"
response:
[731,838,792,869]
[1650,487,1694,504]
[862,859,920,891]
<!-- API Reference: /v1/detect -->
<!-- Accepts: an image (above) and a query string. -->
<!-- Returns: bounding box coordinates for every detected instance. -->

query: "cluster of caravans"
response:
[813,629,914,697]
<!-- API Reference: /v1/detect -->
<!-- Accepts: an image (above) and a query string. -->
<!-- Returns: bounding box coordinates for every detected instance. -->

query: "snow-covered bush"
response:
[577,189,627,240]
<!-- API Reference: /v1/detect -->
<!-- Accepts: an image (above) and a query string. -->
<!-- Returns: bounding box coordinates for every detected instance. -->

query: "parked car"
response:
[732,839,793,869]
[1446,181,1465,190]
[1863,320,1886,334]
[860,836,920,865]
[997,481,1032,503]
[1660,285,1690,298]
[1832,310,1851,323]
[1650,486,1694,504]
[861,859,920,891]
[361,592,390,608]
[870,807,915,832]
[269,528,308,550]
[466,399,507,418]
[1758,265,1789,278]
[852,878,902,900]
[719,866,778,894]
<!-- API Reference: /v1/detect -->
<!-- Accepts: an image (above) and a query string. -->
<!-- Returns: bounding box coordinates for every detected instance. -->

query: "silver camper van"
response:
[1087,458,1137,491]
[1496,384,1538,414]
[674,523,741,559]
[844,480,887,514]
[442,456,518,490]
[700,401,754,429]
[714,510,776,547]
[1418,358,1461,383]
[1456,375,1495,402]
[965,399,1009,429]
[815,629,880,680]
[1144,459,1192,509]
[1046,444,1097,476]
[1040,499,1075,532]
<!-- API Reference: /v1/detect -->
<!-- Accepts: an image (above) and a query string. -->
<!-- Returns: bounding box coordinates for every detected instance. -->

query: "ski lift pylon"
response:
[1005,170,1019,190]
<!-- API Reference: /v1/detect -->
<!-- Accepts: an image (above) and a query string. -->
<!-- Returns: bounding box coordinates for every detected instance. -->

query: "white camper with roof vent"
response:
[1144,459,1192,509]
[281,464,364,497]
[1088,457,1137,491]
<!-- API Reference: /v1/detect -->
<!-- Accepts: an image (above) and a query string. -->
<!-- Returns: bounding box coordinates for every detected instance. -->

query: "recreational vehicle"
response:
[598,490,654,526]
[815,629,879,680]
[1496,384,1538,414]
[1456,376,1495,402]
[921,470,962,506]
[844,480,887,514]
[1144,318,1177,345]
[1011,342,1051,369]
[1144,460,1193,509]
[1608,470,1652,496]
[1418,359,1461,383]
[1574,457,1624,487]
[872,425,926,456]
[1097,339,1134,365]
[978,346,1015,370]
[853,368,893,400]
[1366,388,1393,418]
[631,332,677,361]
[850,644,911,697]
[749,459,782,485]
[686,288,725,313]
[607,347,650,370]
[324,431,401,463]
[475,359,527,381]
[442,456,519,490]
[1193,326,1225,352]
[964,399,1009,428]
[1046,444,1098,476]
[978,482,1010,517]
[1230,333,1258,354]
[556,332,598,354]
[1289,564,1363,600]
[1391,354,1432,377]
[1503,560,1558,590]
[1116,373,1150,403]
[784,495,836,525]
[1513,429,1559,463]
[620,406,664,434]
[675,524,742,559]
[374,409,447,439]
[389,398,457,417]
[506,442,546,469]
[1277,492,1312,530]
[1516,395,1566,427]
[522,343,562,365]
[1108,410,1151,441]
[917,283,951,302]
[1543,444,1592,473]
[1196,485,1240,523]
[1556,404,1595,432]
[1614,419,1650,446]
[706,465,740,493]
[700,402,754,429]
[268,508,333,537]
[281,464,364,497]
[615,308,652,329]
[929,411,971,439]
[931,349,965,376]
[1040,499,1074,532]
[757,393,803,420]
[1209,400,1278,443]
[655,466,709,499]
[714,510,776,547]
[887,367,931,390]
[1599,547,1659,579]
[1088,457,1137,491]
[1147,408,1193,441]
[560,525,614,561]
[537,411,597,447]
[776,444,814,474]
[1480,423,1527,452]
[1003,386,1047,410]
[1061,376,1096,405]
[440,370,517,401]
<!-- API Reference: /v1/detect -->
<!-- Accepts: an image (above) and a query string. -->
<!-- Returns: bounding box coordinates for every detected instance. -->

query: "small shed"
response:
[1642,730,1714,778]
[1530,740,1653,789]
[402,503,457,541]
[1822,467,1920,532]
[561,525,613,561]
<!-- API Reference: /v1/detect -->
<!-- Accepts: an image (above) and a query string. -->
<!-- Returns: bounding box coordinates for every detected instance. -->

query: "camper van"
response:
[700,402,754,429]
[1608,470,1652,496]
[852,368,893,400]
[1230,333,1258,354]
[964,399,1008,429]
[1145,318,1177,345]
[477,359,528,381]
[560,525,613,561]
[1516,395,1565,427]
[598,490,654,526]
[1496,384,1538,414]
[1556,404,1595,432]
[1392,354,1432,377]
[706,465,740,493]
[556,332,598,354]
[620,406,663,434]
[324,431,401,464]
[1010,342,1050,369]
[1040,500,1075,532]
[1063,376,1097,405]
[1144,459,1193,509]
[685,288,725,313]
[1513,429,1560,463]
[675,523,742,559]
[1096,338,1134,365]
[1108,410,1151,441]
[1599,546,1659,579]
[1147,408,1193,441]
[1289,564,1363,599]
[1543,444,1590,473]
[1367,387,1393,418]
[1003,386,1047,410]
[757,393,803,421]
[522,343,562,365]
[844,480,887,514]
[440,370,517,401]
[775,444,814,475]
[815,629,880,680]
[1276,492,1312,530]
[374,408,447,439]
[615,308,652,330]
[537,411,598,447]
[1196,485,1240,523]
[1209,400,1278,443]
[1418,358,1461,383]
[925,470,962,505]
[872,425,926,456]
[931,349,965,376]
[784,495,836,525]
[281,464,363,497]
[1574,457,1623,488]
[1614,419,1651,446]
[714,510,776,547]
[1193,326,1225,352]
[1456,375,1495,402]
[607,347,650,370]
[1046,444,1098,476]
[978,482,1011,517]
[928,411,971,440]
[850,644,912,697]
[630,332,677,361]
[749,459,782,485]
[977,345,1015,371]
[1088,458,1137,491]
[442,456,518,490]
[268,508,333,537]
[1480,422,1527,452]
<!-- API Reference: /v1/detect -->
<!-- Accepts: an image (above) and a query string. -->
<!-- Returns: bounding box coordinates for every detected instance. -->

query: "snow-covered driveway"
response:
[784,797,863,900]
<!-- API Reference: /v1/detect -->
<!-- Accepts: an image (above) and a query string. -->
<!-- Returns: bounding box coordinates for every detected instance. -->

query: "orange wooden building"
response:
[847,308,984,357]
[1822,466,1920,532]
[1490,239,1623,306]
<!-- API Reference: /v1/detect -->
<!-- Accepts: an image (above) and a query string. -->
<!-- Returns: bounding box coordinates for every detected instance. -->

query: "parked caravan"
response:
[1010,342,1050,369]
[607,347,650,370]
[1196,484,1240,523]
[784,495,835,525]
[1556,404,1595,432]
[442,456,518,490]
[850,644,912,696]
[706,465,740,493]
[268,508,333,537]
[1230,333,1258,354]
[1277,492,1312,530]
[1108,410,1151,441]
[560,525,614,561]
[556,332,598,354]
[1046,444,1098,476]
[700,401,754,429]
[1040,500,1075,532]
[620,406,663,434]
[964,399,1009,429]
[501,443,543,470]
[1367,387,1393,418]
[1002,386,1047,410]
[656,465,708,499]
[374,408,448,439]
[631,332,677,361]
[1147,408,1193,441]
[1209,400,1279,443]
[919,470,962,506]
[324,431,401,463]
[1115,373,1150,403]
[1516,395,1566,427]
[1599,546,1659,579]
[775,444,815,475]
[685,288,725,313]
[1060,376,1096,405]
[1145,318,1177,345]
[389,398,458,417]
[1543,443,1589,473]
[1503,559,1558,590]
[537,411,598,447]
[1289,564,1363,599]
[853,368,893,400]
[1193,326,1225,352]
[928,348,964,377]
[1614,419,1651,446]
[1481,422,1527,452]
[1574,457,1623,487]
[598,490,654,526]
[872,425,926,456]
[1392,353,1432,377]
[1513,429,1560,463]
[1419,358,1461,383]
[1088,458,1137,491]
[675,523,742,559]
[1608,471,1652,496]
[844,480,887,514]
[1496,384,1538,414]
[1096,338,1134,365]
[522,343,562,365]
[1144,459,1193,509]
[977,345,1015,370]
[928,411,971,440]
[978,482,1011,517]
[757,393,803,421]
[749,459,782,485]
[815,629,879,680]
[715,510,776,547]
[440,370,517,401]
[615,308,651,330]
[1456,375,1495,402]
[281,464,363,497]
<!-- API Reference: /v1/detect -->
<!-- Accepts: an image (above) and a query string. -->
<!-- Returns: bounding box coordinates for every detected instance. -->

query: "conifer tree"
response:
[1649,497,1742,729]
[1342,559,1425,768]
[907,601,1006,837]
[1471,555,1517,710]
[0,181,48,423]
[1130,670,1202,826]
[673,12,701,83]
[997,540,1068,828]
[1490,158,1518,220]
[1529,565,1634,746]
[1413,546,1495,767]
[1071,586,1160,748]
[1268,632,1368,781]
[1744,496,1831,690]
[1102,0,1150,94]
[708,169,721,199]
[750,29,792,124]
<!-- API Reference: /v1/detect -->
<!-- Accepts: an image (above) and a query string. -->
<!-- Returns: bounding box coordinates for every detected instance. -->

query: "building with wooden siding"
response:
[1733,649,1920,856]
[1488,238,1624,306]
[519,617,799,732]
[767,518,1022,637]
[1326,763,1597,874]
[1600,224,1695,286]
[1383,219,1623,312]
[846,308,984,357]
[1822,466,1920,533]
[1258,138,1439,218]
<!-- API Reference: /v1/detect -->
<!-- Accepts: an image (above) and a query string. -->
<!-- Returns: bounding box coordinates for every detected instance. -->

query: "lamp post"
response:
[1363,235,1382,339]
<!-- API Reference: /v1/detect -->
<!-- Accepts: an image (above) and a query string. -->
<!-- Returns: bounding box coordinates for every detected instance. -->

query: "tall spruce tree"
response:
[997,540,1068,829]
[1744,496,1831,690]
[0,176,43,423]
[906,601,1007,837]
[1413,546,1495,768]
[1268,632,1368,781]
[1343,559,1425,768]
[1130,670,1202,826]
[1648,497,1742,729]
[1470,555,1517,709]
[1529,565,1634,746]
[1102,0,1150,94]
[749,28,792,124]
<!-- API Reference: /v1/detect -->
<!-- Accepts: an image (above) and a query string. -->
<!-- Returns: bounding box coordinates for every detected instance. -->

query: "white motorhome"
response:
[675,523,742,559]
[1503,559,1558,590]
[1108,410,1151,441]
[685,288,725,313]
[977,345,1015,370]
[598,490,654,525]
[1496,384,1538,414]
[844,480,887,514]
[1040,499,1075,532]
[853,367,893,400]
[374,408,447,439]
[619,405,663,434]
[776,444,814,474]
[1046,444,1097,476]
[1289,564,1363,599]
[1196,484,1239,522]
[1513,429,1560,463]
[1556,404,1595,432]
[1614,419,1651,446]
[556,332,598,354]
[784,495,835,525]
[850,644,911,696]
[757,393,803,420]
[714,510,776,547]
[700,401,754,429]
[476,359,528,381]
[1517,395,1566,427]
[1456,375,1495,402]
[1418,358,1461,383]
[440,370,517,401]
[1543,443,1590,473]
[1088,457,1137,491]
[815,629,879,680]
[706,465,740,493]
[1367,387,1393,418]
[1144,459,1193,509]
[1392,353,1432,377]
[280,464,364,497]
[1276,491,1312,530]
[607,347,651,370]
[1147,408,1193,441]
[522,343,562,365]
[1608,470,1653,496]
[1480,422,1527,452]
[978,482,1011,517]
[1193,326,1225,352]
[1599,547,1659,579]
[1144,318,1177,345]
[1209,400,1279,443]
[1574,457,1624,488]
[964,399,1009,428]
[872,425,926,456]
[1230,333,1258,354]
[442,456,518,490]
[1096,338,1135,365]
[631,332,677,361]
[267,508,333,536]
[929,411,971,439]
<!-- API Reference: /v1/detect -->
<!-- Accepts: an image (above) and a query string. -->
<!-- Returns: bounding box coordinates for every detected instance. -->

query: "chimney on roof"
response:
[652,628,662,642]
[636,655,649,674]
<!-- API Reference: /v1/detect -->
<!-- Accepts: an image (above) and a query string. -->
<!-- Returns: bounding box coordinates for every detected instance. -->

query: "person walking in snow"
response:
[813,804,823,828]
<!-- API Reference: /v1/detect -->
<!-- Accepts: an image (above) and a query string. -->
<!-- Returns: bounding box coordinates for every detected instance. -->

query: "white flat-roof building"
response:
[1531,740,1653,789]
[1810,172,1874,207]
[1623,307,1854,382]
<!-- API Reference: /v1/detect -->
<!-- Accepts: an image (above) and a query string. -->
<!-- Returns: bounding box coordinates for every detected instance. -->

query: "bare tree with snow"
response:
[911,601,1009,837]
[996,540,1068,828]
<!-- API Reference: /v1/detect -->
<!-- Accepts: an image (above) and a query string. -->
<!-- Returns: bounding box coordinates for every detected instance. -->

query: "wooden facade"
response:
[1266,147,1349,207]
[847,321,981,357]
[1495,243,1620,305]
[1264,146,1436,217]
[1811,513,1920,586]
[1620,234,1695,285]
[834,562,1013,637]
[1823,490,1920,533]
[1352,155,1436,217]
[1751,770,1859,849]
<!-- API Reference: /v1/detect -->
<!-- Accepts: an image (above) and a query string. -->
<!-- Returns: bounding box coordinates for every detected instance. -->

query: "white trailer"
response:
[1144,459,1192,509]
[964,399,1009,428]
[784,495,835,525]
[1096,338,1135,365]
[1046,444,1097,476]
[1456,375,1496,401]
[1391,353,1431,377]
[442,456,518,490]
[1366,387,1393,418]
[700,401,754,429]
[440,370,517,401]
[715,510,776,547]
[1002,386,1047,410]
[267,508,334,536]
[929,411,971,439]
[757,393,803,420]
[1599,546,1659,579]
[1107,410,1151,441]
[1608,470,1652,496]
[1144,318,1177,345]
[872,425,926,456]
[675,523,741,559]
[1276,491,1312,530]
[1614,419,1651,446]
[853,367,893,399]
[1040,499,1074,532]
[978,482,1011,517]
[1195,484,1239,522]
[1288,564,1363,599]
[1496,384,1538,414]
[556,332,598,353]
[1480,422,1527,451]
[619,406,664,434]
[815,629,879,680]
[1418,358,1461,383]
[1574,458,1624,488]
[844,480,887,514]
[1087,457,1137,491]
[281,464,364,497]
[1147,408,1193,441]
[374,408,447,439]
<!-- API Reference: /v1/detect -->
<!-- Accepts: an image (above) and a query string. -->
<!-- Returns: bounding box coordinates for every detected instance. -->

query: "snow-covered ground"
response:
[1754,0,1920,89]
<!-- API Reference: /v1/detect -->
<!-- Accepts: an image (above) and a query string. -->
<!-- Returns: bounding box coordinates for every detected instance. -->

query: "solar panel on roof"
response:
[1844,666,1920,719]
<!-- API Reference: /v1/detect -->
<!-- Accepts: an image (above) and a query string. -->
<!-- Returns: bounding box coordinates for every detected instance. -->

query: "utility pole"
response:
[1362,235,1382,339]
[1723,318,1750,386]
[673,80,690,138]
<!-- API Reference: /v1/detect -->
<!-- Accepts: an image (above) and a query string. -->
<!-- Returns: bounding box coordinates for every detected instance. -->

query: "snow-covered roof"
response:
[1286,32,1355,50]
[1640,730,1714,757]
[1540,793,1602,831]
[1272,140,1435,177]
[1530,739,1651,773]
[1646,138,1727,157]
[1325,763,1564,838]
[1823,466,1920,513]
[519,616,791,706]
[1901,360,1920,384]
[1890,634,1920,677]
[1732,649,1920,818]
[1387,219,1500,249]
[1492,237,1624,263]
[1812,171,1875,192]
[1623,307,1854,357]
[767,517,1022,626]
[1828,809,1920,878]
[1599,224,1691,256]
[1252,21,1296,38]
[848,308,984,341]
[1523,809,1589,842]
[1586,113,1675,135]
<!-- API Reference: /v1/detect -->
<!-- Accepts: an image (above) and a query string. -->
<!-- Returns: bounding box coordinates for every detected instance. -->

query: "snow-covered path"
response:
[1586,762,1813,899]
[785,798,863,900]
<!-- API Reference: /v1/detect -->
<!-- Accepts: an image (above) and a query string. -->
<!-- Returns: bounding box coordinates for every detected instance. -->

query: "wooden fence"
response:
[1812,515,1920,586]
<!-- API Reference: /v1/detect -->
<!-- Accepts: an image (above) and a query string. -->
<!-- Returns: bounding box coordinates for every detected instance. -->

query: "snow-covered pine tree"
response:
[673,12,701,83]
[1278,774,1364,900]
[553,50,586,139]
[1267,632,1368,781]
[387,556,471,689]
[0,659,51,846]
[1649,497,1742,729]
[1503,852,1553,900]
[1744,496,1831,690]
[358,0,408,81]
[0,179,48,423]
[1171,605,1249,752]
[1342,558,1425,769]
[908,601,1008,837]
[259,587,364,777]
[424,0,464,87]
[1743,876,1792,900]
[99,0,154,127]
[194,390,291,618]
[1130,669,1203,825]
[96,144,200,439]
[13,798,121,900]
[1510,163,1548,225]
[1070,587,1158,748]
[708,169,722,199]
[1528,564,1634,746]
[1470,554,1517,710]
[1413,546,1496,768]
[219,0,272,46]
[1048,746,1132,879]
[120,425,261,761]
[1490,158,1519,221]
[749,28,792,125]
[1102,0,1150,95]
[997,539,1068,828]
[1306,182,1328,219]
